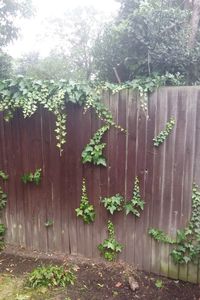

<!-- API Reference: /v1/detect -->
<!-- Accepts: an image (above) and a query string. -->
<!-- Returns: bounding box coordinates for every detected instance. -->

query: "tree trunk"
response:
[188,0,200,48]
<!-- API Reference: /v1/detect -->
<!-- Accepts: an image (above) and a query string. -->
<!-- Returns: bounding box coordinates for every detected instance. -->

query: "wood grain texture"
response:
[1,87,200,283]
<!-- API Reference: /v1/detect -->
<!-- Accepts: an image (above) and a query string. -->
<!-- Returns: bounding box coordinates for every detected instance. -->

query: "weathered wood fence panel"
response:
[0,86,199,283]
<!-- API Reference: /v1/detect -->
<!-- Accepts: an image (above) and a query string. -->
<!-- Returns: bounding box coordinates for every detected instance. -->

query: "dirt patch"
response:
[0,252,199,300]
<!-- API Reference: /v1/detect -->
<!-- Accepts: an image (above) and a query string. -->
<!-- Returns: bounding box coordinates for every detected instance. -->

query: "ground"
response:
[0,250,199,300]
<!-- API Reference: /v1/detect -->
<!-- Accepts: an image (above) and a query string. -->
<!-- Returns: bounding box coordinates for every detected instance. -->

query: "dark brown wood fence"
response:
[0,87,200,283]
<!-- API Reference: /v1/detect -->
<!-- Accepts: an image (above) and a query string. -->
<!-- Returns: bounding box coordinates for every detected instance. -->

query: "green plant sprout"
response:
[0,170,8,181]
[75,178,95,224]
[98,220,123,261]
[21,168,42,185]
[101,194,124,215]
[124,177,145,217]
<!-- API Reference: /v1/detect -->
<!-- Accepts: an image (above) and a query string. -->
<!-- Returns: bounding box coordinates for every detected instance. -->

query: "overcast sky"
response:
[7,0,120,58]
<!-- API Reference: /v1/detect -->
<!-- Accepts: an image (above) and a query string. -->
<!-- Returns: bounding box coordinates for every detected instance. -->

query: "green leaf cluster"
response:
[0,170,8,181]
[153,118,175,147]
[82,125,109,166]
[0,77,121,155]
[0,170,8,250]
[21,168,42,185]
[0,186,7,210]
[98,220,123,261]
[75,178,95,224]
[26,265,76,288]
[0,223,6,250]
[101,194,124,215]
[149,183,200,264]
[124,177,145,217]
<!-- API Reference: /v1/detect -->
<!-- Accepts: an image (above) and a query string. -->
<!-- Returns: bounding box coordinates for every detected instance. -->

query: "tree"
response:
[188,0,200,47]
[0,0,33,78]
[38,6,106,81]
[93,0,200,83]
[15,52,72,80]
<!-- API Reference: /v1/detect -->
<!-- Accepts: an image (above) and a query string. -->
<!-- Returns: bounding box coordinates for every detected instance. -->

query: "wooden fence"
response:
[0,86,200,283]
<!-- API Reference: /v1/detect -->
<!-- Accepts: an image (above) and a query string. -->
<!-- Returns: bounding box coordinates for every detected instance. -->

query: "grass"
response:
[0,274,68,300]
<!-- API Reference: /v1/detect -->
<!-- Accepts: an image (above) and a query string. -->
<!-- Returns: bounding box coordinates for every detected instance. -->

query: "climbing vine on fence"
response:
[149,183,200,264]
[153,118,175,147]
[0,73,183,156]
[98,220,123,261]
[75,178,95,224]
[82,125,110,166]
[0,170,8,250]
[124,177,145,217]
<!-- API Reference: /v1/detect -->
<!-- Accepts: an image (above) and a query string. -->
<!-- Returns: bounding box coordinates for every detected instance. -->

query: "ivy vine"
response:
[98,220,123,261]
[153,118,175,147]
[149,183,200,264]
[124,177,145,217]
[21,168,42,185]
[82,125,109,166]
[101,194,124,215]
[0,170,8,250]
[0,171,8,181]
[75,178,95,224]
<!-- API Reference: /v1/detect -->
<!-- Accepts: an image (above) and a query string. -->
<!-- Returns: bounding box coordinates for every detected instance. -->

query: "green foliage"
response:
[149,183,200,264]
[93,0,200,84]
[155,279,164,289]
[101,194,124,215]
[0,187,7,210]
[0,223,6,249]
[44,220,54,227]
[21,169,42,185]
[0,170,8,181]
[148,228,175,244]
[0,77,122,154]
[82,125,109,166]
[98,220,123,261]
[75,178,95,224]
[124,177,145,217]
[153,118,175,147]
[26,265,76,288]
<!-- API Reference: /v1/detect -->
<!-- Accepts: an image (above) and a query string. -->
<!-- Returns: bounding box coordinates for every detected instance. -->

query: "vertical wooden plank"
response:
[150,89,162,275]
[165,87,179,279]
[124,90,137,265]
[99,91,111,257]
[142,90,156,272]
[187,88,198,283]
[134,93,148,270]
[157,88,169,278]
[193,89,200,284]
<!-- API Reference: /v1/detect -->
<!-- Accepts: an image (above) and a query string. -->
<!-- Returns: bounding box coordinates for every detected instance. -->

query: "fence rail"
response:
[0,87,199,283]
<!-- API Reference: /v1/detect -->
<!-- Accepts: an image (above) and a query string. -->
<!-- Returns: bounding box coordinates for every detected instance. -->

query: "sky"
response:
[7,0,120,58]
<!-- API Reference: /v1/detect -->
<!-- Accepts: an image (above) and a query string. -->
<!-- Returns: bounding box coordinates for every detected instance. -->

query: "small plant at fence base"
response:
[101,194,124,215]
[82,125,109,167]
[98,220,123,261]
[26,265,76,288]
[124,177,145,217]
[75,178,95,224]
[21,168,42,185]
[149,183,200,264]
[0,171,8,181]
[153,118,175,147]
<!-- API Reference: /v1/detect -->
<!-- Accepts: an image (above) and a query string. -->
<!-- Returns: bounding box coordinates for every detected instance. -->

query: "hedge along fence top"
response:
[0,73,184,155]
